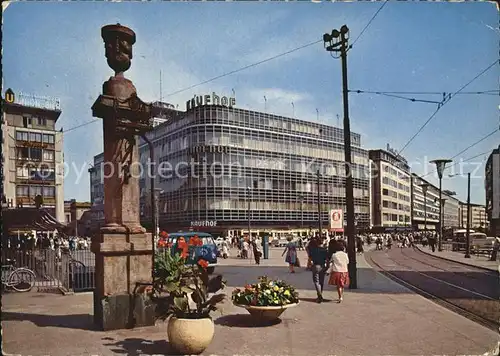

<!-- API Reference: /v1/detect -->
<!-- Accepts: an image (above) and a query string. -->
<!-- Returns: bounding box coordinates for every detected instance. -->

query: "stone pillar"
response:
[91,24,155,331]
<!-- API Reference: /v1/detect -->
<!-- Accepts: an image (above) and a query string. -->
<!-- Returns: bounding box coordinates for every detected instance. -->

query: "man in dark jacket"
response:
[309,237,329,303]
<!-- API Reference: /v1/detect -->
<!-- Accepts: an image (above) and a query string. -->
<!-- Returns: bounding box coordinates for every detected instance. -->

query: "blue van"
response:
[166,232,218,274]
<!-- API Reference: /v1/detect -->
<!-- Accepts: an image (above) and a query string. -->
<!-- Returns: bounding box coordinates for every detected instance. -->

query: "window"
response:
[17,147,30,159]
[16,185,29,196]
[42,186,55,197]
[23,116,32,128]
[43,150,54,161]
[382,188,388,196]
[16,167,29,178]
[29,185,42,197]
[36,117,47,126]
[42,134,55,144]
[30,148,42,160]
[16,131,29,141]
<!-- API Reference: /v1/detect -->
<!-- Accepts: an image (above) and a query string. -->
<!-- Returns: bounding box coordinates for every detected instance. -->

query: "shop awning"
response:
[3,208,67,234]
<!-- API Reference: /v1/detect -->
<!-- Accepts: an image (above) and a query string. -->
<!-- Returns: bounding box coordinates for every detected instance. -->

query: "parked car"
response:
[165,232,218,274]
[470,233,495,253]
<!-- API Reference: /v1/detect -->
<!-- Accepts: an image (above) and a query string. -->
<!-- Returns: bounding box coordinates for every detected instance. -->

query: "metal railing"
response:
[1,249,64,292]
[1,248,96,293]
[439,242,495,258]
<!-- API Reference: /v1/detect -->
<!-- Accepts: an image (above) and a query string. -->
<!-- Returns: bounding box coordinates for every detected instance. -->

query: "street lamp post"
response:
[154,188,164,245]
[324,24,357,288]
[449,172,471,258]
[430,159,452,252]
[247,187,251,239]
[88,166,96,206]
[317,170,322,237]
[421,183,429,233]
[300,195,304,233]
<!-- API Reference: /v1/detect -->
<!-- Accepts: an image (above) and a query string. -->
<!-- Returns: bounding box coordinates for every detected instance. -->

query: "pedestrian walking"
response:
[428,234,436,252]
[282,236,298,273]
[329,241,350,303]
[221,238,229,259]
[308,237,329,303]
[252,237,262,265]
[356,236,364,254]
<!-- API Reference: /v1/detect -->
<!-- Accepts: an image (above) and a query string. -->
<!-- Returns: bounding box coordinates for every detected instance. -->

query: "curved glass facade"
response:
[138,105,370,232]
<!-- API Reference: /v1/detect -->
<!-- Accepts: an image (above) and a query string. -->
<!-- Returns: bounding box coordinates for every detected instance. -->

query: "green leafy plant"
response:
[231,276,299,307]
[152,241,226,320]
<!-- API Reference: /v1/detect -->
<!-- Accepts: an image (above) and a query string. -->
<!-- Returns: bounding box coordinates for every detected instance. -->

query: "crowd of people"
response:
[4,233,91,255]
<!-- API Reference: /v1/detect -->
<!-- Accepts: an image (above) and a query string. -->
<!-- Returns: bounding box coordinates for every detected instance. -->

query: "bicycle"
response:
[1,258,36,292]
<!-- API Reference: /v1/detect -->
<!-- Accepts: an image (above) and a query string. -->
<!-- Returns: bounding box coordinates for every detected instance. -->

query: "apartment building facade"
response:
[459,203,488,230]
[485,145,500,236]
[369,146,412,231]
[1,89,64,222]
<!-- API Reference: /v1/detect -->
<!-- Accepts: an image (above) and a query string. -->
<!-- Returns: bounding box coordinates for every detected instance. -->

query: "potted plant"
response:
[152,235,226,355]
[232,276,299,321]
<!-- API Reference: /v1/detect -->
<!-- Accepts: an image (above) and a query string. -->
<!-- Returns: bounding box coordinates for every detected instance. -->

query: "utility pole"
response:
[247,187,251,239]
[300,195,304,231]
[421,183,429,234]
[465,172,471,258]
[317,169,322,237]
[324,25,357,288]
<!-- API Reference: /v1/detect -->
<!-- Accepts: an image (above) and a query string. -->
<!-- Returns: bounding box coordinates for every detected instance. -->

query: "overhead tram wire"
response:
[416,128,499,179]
[420,149,493,179]
[47,2,389,139]
[350,1,388,48]
[350,89,499,95]
[50,39,325,137]
[349,90,499,104]
[164,39,323,98]
[450,128,500,161]
[396,59,499,157]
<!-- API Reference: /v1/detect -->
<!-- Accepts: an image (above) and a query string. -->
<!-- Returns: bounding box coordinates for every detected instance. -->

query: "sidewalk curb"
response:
[415,245,498,273]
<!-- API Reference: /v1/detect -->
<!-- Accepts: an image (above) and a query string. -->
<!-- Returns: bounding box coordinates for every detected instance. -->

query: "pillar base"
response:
[91,231,155,331]
[93,291,155,331]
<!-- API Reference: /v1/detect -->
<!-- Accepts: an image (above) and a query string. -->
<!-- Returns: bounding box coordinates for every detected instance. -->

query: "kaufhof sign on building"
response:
[186,92,236,111]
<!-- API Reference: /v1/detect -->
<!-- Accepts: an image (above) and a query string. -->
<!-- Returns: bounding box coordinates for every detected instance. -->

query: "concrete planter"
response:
[167,317,214,355]
[234,303,299,321]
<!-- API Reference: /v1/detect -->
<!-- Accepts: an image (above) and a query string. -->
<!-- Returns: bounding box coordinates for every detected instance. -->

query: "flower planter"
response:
[234,303,299,321]
[167,317,214,355]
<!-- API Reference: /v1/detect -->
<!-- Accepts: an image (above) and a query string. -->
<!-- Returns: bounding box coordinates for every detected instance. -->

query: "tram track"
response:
[400,247,498,280]
[366,249,500,332]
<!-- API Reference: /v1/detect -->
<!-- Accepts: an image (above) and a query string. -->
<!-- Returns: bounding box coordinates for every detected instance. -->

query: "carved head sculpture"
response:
[101,23,136,75]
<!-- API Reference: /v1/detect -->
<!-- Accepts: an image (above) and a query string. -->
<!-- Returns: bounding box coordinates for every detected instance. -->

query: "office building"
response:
[411,174,461,231]
[1,89,64,222]
[485,145,500,236]
[442,192,460,229]
[459,203,488,230]
[411,174,440,230]
[369,145,412,232]
[90,94,370,237]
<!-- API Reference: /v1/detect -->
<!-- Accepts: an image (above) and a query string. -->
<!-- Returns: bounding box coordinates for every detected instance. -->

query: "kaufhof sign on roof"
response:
[186,92,236,111]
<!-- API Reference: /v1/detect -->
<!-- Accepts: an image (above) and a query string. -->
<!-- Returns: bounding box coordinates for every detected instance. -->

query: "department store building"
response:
[134,94,371,237]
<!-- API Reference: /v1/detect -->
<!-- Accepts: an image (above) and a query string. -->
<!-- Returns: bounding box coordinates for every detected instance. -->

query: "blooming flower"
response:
[197,259,209,269]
